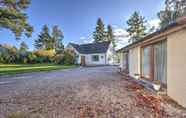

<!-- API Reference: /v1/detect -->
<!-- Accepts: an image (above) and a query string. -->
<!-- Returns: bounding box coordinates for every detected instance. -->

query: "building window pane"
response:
[154,41,167,85]
[92,55,99,62]
[142,46,151,78]
[123,53,129,71]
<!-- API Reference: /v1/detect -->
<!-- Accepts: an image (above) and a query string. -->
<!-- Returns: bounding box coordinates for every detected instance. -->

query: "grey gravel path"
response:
[0,66,185,118]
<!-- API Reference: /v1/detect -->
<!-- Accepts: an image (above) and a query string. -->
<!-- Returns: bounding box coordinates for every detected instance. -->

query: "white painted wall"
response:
[84,53,106,65]
[75,53,106,66]
[68,43,115,66]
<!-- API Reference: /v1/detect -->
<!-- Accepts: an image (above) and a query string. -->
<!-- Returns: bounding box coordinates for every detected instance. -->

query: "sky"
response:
[0,0,165,50]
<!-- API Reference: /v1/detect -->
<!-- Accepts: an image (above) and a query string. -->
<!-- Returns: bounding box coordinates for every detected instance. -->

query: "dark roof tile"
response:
[70,42,110,54]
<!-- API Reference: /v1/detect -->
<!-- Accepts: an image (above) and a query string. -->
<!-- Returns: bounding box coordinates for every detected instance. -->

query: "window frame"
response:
[141,45,154,81]
[92,55,99,62]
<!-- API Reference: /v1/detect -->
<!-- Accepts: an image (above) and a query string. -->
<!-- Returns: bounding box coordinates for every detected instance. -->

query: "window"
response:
[154,41,167,85]
[141,40,167,84]
[76,55,79,58]
[123,52,129,71]
[92,55,99,62]
[142,46,151,79]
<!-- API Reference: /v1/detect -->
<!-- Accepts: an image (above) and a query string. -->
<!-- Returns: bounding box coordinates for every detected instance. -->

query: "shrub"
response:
[27,52,37,64]
[34,49,55,58]
[0,53,5,63]
[53,54,64,64]
[52,49,75,65]
[63,49,76,65]
[63,52,75,65]
[34,49,56,63]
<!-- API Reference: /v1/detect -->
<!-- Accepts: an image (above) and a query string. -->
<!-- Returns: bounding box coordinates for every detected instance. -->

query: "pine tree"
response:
[35,25,64,51]
[158,0,186,28]
[20,41,28,52]
[0,0,33,39]
[35,25,51,50]
[52,25,64,51]
[93,18,106,42]
[126,11,147,43]
[107,25,116,48]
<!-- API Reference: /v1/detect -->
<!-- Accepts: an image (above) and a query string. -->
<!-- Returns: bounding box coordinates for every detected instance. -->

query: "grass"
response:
[7,112,28,118]
[0,64,78,76]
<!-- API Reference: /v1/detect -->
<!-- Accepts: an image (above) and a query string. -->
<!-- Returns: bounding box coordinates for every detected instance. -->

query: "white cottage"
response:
[67,42,115,66]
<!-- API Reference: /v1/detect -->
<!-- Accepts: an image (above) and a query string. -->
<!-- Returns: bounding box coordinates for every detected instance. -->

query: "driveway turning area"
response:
[0,66,185,117]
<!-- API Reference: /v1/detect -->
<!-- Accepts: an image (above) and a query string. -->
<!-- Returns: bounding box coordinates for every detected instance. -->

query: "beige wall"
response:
[119,52,127,70]
[118,28,186,107]
[119,52,124,69]
[129,47,141,79]
[167,29,186,107]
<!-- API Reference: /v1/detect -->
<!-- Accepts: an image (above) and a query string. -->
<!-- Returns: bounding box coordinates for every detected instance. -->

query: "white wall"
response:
[84,53,106,66]
[129,47,141,79]
[68,43,115,66]
[74,52,108,66]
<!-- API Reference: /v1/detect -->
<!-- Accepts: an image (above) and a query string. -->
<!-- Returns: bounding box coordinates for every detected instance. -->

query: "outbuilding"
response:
[118,17,186,107]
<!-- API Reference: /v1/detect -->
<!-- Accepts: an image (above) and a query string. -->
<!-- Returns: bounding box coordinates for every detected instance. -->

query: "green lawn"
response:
[0,64,78,76]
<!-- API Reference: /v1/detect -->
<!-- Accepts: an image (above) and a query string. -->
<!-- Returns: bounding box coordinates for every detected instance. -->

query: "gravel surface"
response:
[0,66,185,118]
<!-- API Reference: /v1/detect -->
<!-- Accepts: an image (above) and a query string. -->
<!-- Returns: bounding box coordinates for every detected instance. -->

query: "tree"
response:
[158,0,186,28]
[34,25,52,50]
[0,44,19,63]
[52,25,64,52]
[126,11,147,43]
[0,0,33,39]
[106,25,116,48]
[93,18,106,42]
[20,41,28,52]
[34,25,64,51]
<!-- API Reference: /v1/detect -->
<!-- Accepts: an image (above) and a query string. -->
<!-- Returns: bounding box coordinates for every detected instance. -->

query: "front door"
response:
[81,56,86,66]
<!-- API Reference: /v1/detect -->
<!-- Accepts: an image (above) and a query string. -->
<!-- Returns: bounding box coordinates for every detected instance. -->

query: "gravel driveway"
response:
[0,66,185,118]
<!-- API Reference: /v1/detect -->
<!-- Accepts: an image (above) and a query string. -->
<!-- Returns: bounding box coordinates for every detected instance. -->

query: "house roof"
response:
[117,17,186,52]
[69,42,111,54]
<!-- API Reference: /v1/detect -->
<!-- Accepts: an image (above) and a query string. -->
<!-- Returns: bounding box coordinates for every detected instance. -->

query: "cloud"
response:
[148,19,160,29]
[80,35,94,44]
[113,19,161,50]
[80,36,86,40]
[78,25,129,50]
[113,28,129,50]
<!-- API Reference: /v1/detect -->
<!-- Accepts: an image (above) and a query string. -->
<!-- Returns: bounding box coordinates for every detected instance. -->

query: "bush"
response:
[53,49,75,65]
[53,54,64,64]
[63,51,75,65]
[34,49,56,63]
[27,52,37,64]
[0,44,76,65]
